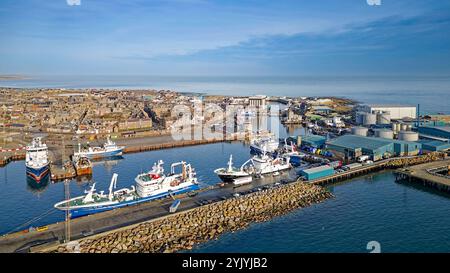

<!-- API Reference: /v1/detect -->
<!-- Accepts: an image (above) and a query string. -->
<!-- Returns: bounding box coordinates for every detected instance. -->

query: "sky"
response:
[0,0,449,76]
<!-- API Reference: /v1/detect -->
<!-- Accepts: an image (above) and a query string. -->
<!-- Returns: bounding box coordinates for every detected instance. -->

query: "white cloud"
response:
[66,0,81,6]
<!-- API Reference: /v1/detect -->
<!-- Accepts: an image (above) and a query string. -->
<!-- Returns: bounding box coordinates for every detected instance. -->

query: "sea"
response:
[0,75,449,252]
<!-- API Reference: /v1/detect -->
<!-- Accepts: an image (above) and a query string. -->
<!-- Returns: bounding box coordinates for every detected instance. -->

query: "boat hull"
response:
[76,148,123,160]
[68,184,200,218]
[26,164,50,181]
[217,173,250,183]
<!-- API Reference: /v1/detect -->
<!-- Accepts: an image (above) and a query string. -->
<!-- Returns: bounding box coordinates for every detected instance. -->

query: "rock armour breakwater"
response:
[54,182,333,253]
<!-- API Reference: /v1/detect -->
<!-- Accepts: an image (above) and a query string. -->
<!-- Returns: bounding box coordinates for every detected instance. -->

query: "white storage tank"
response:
[376,112,391,125]
[363,113,377,126]
[352,126,368,136]
[391,123,400,132]
[375,129,394,139]
[398,131,419,141]
[406,124,413,131]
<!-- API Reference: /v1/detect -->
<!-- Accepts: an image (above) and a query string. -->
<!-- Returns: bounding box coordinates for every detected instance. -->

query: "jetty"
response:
[394,159,450,193]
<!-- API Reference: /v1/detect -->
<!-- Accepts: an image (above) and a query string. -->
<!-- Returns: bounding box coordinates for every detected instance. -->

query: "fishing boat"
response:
[251,152,291,175]
[73,137,124,160]
[25,137,50,181]
[214,155,252,183]
[54,160,199,218]
[249,136,279,154]
[74,156,93,176]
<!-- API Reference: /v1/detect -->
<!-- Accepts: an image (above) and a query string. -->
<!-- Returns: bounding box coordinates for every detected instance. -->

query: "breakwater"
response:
[52,182,332,253]
[123,136,244,154]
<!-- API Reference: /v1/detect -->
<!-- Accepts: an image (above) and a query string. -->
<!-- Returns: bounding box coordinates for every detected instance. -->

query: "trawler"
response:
[73,137,124,160]
[249,136,279,154]
[251,152,291,175]
[74,156,93,176]
[54,160,199,218]
[25,137,49,181]
[214,155,252,183]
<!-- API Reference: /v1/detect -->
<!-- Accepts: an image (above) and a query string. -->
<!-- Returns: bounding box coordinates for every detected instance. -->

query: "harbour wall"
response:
[50,182,333,253]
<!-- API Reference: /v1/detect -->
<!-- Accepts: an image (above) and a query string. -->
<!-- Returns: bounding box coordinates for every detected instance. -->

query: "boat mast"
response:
[227,154,233,172]
[64,179,71,243]
[108,173,118,200]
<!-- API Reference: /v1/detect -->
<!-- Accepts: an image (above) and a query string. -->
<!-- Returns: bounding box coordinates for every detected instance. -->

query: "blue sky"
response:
[0,0,449,76]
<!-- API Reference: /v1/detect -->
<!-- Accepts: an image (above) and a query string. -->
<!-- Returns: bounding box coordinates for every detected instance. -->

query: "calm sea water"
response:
[1,75,449,114]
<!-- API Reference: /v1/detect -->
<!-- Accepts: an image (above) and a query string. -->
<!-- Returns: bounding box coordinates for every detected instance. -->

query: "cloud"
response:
[66,0,81,6]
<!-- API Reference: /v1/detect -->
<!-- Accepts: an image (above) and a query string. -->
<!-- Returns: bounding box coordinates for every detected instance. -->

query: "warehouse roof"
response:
[327,135,392,150]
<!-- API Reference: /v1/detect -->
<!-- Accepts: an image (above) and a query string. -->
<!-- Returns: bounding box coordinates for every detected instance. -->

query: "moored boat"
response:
[214,155,252,183]
[74,156,93,176]
[251,152,291,175]
[73,137,124,160]
[25,137,50,181]
[250,136,279,154]
[54,160,199,218]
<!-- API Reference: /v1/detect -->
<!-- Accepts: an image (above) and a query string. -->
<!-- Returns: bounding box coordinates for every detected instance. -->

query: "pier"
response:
[394,159,450,193]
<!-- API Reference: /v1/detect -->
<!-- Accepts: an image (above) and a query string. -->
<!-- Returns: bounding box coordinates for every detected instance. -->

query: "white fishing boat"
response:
[73,137,124,160]
[250,136,279,154]
[25,137,49,181]
[54,160,199,218]
[251,152,291,175]
[214,155,252,183]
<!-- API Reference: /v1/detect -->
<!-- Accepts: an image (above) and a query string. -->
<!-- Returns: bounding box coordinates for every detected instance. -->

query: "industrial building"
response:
[360,105,416,120]
[286,135,327,148]
[417,140,450,152]
[300,165,335,180]
[418,126,450,141]
[326,135,422,161]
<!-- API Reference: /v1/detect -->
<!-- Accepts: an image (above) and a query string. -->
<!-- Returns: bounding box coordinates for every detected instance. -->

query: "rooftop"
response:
[327,135,392,150]
[302,165,333,174]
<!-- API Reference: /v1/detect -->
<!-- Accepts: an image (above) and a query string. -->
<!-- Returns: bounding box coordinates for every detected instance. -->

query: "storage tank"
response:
[406,124,412,131]
[375,129,394,139]
[352,126,368,136]
[363,113,377,126]
[391,123,399,132]
[400,123,408,131]
[376,112,391,125]
[398,131,419,141]
[355,112,365,125]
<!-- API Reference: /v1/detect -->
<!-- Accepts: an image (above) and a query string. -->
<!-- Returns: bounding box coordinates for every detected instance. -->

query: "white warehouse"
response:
[361,105,416,120]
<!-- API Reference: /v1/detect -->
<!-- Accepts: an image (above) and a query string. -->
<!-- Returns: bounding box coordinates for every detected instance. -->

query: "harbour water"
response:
[1,75,449,114]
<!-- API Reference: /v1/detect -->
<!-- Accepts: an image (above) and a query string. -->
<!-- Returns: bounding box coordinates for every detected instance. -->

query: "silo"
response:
[400,123,408,131]
[375,129,394,139]
[377,112,391,125]
[363,113,377,126]
[352,126,368,136]
[391,123,399,132]
[355,112,365,125]
[398,131,419,141]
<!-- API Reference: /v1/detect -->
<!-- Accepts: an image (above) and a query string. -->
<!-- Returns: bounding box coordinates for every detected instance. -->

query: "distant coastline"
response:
[0,75,27,81]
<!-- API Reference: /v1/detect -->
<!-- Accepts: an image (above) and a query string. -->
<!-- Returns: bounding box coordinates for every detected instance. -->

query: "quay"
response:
[0,152,25,167]
[122,136,243,154]
[49,163,77,182]
[394,159,450,193]
[0,152,444,253]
